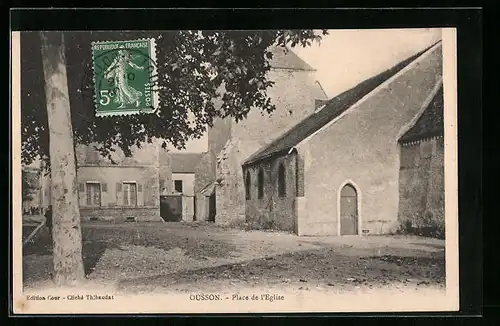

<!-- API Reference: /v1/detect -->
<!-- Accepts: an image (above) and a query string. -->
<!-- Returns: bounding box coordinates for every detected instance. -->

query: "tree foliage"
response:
[22,170,36,202]
[21,30,328,167]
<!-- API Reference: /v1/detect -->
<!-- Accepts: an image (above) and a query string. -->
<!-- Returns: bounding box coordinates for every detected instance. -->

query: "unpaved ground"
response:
[22,222,445,295]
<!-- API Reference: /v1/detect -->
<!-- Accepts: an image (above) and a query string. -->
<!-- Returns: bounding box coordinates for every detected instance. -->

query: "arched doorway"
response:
[340,184,358,235]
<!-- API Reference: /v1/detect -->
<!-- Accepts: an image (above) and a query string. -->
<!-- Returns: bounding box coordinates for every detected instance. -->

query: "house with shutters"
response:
[33,142,202,222]
[75,141,163,222]
[241,41,443,236]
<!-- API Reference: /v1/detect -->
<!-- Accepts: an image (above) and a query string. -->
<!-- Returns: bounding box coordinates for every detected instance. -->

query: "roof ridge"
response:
[243,41,441,166]
[319,40,441,109]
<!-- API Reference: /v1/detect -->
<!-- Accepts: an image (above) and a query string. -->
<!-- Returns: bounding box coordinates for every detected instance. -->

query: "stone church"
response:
[194,46,328,224]
[241,41,443,236]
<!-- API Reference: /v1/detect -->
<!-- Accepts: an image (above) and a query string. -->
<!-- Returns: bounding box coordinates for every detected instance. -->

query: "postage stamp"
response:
[91,39,159,117]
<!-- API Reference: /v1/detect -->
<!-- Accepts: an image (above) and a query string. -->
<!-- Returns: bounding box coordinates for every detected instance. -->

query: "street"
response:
[23,221,445,295]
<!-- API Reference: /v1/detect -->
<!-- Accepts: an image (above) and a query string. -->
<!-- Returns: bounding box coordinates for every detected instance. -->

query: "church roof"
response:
[269,46,316,71]
[243,41,441,166]
[399,84,444,144]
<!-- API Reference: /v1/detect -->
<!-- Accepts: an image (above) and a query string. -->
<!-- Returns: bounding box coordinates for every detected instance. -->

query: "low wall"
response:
[80,206,161,222]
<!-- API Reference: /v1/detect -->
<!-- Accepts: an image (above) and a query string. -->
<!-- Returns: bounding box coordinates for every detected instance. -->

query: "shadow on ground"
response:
[22,224,237,285]
[117,247,445,294]
[409,242,445,250]
[23,226,52,256]
[82,225,236,260]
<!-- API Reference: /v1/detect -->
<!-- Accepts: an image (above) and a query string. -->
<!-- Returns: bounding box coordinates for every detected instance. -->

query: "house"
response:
[158,152,202,221]
[75,141,163,222]
[168,153,203,196]
[194,46,329,224]
[241,41,443,236]
[397,83,444,231]
[33,141,204,223]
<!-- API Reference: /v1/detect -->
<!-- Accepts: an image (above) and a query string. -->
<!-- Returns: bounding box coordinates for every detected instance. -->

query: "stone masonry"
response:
[194,46,328,224]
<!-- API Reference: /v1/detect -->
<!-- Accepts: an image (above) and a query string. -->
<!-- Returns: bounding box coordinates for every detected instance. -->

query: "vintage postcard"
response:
[12,28,459,314]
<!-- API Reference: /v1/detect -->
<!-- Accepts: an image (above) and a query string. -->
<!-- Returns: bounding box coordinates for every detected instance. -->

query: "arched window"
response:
[245,171,251,200]
[278,163,286,197]
[258,168,264,199]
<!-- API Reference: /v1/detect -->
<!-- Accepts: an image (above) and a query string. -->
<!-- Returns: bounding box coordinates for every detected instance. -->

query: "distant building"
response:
[241,42,443,236]
[168,153,202,196]
[194,46,328,224]
[21,166,43,214]
[158,152,202,221]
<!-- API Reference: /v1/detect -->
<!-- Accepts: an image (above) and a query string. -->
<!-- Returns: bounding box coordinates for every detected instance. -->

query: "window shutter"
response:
[138,183,142,192]
[102,183,108,192]
[116,182,122,192]
[79,183,85,192]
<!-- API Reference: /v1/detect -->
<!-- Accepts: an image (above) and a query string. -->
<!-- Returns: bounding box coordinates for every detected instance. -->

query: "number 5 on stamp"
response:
[91,38,159,117]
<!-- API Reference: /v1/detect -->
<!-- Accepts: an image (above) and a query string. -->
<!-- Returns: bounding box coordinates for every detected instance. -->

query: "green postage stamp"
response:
[91,39,159,117]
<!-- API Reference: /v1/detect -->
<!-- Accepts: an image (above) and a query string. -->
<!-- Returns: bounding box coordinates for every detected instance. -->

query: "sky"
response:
[293,28,442,98]
[164,28,443,153]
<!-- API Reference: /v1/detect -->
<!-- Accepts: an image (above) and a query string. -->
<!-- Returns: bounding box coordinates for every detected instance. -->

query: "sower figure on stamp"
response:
[104,49,145,109]
[44,205,53,236]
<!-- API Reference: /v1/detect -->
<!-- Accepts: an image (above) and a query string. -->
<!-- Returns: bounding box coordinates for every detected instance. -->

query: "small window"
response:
[123,182,137,206]
[174,180,183,193]
[86,182,101,206]
[278,163,286,198]
[258,168,264,199]
[245,171,251,200]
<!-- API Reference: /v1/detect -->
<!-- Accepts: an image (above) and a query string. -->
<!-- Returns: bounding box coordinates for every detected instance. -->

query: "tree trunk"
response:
[39,31,85,285]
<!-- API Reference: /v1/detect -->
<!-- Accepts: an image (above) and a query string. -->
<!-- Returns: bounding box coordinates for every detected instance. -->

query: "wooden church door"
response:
[340,184,358,235]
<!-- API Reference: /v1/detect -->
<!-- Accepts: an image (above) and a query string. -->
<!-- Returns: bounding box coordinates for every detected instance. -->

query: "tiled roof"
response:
[243,41,441,166]
[269,46,315,71]
[399,84,444,144]
[169,153,203,173]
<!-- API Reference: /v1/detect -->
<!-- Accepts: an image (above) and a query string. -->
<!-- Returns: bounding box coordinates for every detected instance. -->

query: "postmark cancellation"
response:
[91,38,159,117]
